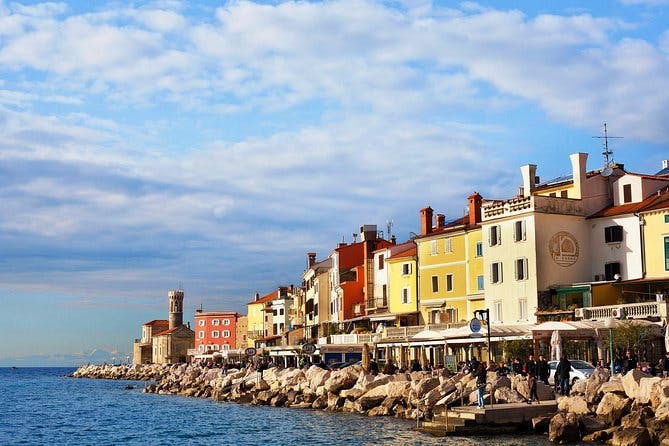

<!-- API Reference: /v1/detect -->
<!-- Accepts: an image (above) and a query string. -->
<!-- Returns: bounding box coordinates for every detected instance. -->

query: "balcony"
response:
[366,297,388,311]
[574,301,669,321]
[383,322,466,340]
[328,333,376,345]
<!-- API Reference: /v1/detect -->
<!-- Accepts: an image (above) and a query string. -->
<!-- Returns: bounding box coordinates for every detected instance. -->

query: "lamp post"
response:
[474,309,492,364]
[605,317,615,374]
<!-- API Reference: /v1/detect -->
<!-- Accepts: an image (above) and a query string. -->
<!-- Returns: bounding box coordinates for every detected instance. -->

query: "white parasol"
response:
[665,324,669,353]
[550,330,562,362]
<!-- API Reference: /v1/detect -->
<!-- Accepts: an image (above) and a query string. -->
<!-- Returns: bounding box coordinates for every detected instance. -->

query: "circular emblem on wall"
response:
[549,231,579,267]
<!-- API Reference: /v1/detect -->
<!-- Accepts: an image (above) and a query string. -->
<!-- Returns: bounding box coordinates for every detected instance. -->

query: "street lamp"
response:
[605,317,615,374]
[473,309,492,364]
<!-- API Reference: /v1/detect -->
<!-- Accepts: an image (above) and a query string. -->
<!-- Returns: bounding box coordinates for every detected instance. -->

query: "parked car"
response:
[548,359,595,385]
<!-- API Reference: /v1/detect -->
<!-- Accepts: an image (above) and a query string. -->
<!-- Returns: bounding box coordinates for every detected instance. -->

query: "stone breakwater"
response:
[71,364,669,444]
[71,363,538,420]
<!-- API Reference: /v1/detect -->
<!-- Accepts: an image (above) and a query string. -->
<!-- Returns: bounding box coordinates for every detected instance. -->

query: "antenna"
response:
[352,233,358,242]
[592,122,623,168]
[386,219,394,240]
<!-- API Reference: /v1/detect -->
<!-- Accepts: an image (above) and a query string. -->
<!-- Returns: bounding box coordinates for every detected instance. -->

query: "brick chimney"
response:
[307,252,317,268]
[468,192,482,225]
[420,206,433,235]
[436,213,446,228]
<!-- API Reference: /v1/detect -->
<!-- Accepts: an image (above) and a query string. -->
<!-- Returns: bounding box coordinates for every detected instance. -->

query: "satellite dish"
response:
[601,166,613,177]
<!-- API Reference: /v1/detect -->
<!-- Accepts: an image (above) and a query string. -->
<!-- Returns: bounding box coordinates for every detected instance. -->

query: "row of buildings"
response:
[134,152,669,368]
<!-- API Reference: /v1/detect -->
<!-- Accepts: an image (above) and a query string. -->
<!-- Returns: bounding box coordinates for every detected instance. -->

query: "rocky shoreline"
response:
[72,363,669,444]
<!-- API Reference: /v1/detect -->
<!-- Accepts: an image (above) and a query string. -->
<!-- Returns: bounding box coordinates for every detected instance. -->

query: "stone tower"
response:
[168,289,184,329]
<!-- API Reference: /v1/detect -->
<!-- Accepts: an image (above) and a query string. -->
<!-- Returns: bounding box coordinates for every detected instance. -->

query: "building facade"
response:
[194,310,243,354]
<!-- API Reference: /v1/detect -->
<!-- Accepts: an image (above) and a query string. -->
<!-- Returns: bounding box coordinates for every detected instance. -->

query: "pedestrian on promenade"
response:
[410,359,422,372]
[524,355,537,377]
[662,352,669,377]
[555,357,572,396]
[473,361,487,409]
[537,355,549,385]
[527,371,539,404]
[623,351,637,373]
[512,357,523,375]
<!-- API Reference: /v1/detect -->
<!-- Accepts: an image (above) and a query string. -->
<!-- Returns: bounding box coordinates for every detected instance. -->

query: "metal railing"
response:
[575,301,669,320]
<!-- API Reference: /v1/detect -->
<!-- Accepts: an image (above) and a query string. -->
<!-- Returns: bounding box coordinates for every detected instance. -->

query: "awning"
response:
[369,313,397,322]
[411,329,444,341]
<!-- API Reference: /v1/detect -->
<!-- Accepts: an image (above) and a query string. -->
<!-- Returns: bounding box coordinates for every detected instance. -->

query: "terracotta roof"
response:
[388,242,416,259]
[256,335,282,341]
[153,325,194,337]
[143,319,169,327]
[195,311,241,317]
[589,187,669,218]
[247,288,286,305]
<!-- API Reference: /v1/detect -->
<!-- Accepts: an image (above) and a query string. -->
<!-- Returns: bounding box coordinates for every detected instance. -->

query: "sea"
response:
[0,367,554,445]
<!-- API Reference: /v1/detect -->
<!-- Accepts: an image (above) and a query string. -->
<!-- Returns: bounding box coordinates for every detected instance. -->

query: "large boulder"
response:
[638,377,662,405]
[411,377,440,399]
[621,369,647,400]
[611,427,653,446]
[558,395,590,415]
[620,406,654,430]
[585,367,610,403]
[323,367,360,394]
[650,379,669,410]
[655,398,669,422]
[600,375,626,394]
[596,392,632,425]
[494,386,526,404]
[579,416,609,436]
[571,378,587,395]
[511,374,530,400]
[549,412,581,444]
[489,374,511,392]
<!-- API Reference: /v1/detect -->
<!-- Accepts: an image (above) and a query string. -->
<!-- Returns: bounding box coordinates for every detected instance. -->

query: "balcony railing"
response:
[328,333,375,345]
[575,301,669,321]
[366,297,388,310]
[383,322,467,339]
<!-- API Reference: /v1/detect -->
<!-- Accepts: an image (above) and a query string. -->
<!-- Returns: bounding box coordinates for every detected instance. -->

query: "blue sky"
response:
[1,0,668,366]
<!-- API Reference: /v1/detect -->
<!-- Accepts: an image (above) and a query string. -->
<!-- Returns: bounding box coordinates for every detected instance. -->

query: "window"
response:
[549,192,556,197]
[279,308,284,315]
[222,344,230,351]
[605,262,621,281]
[382,284,387,301]
[491,262,503,283]
[519,299,527,321]
[198,331,205,339]
[402,287,410,304]
[477,275,484,291]
[515,258,528,280]
[402,263,412,275]
[211,344,218,351]
[665,236,669,271]
[223,330,230,337]
[665,214,669,224]
[445,308,457,323]
[198,320,205,326]
[604,225,623,243]
[489,225,501,246]
[514,220,526,242]
[198,345,205,352]
[431,276,439,292]
[223,319,230,326]
[446,274,453,292]
[493,301,503,322]
[431,240,438,255]
[212,331,220,338]
[476,242,483,257]
[444,238,452,253]
[378,254,385,270]
[623,184,632,203]
[560,190,568,198]
[212,319,220,326]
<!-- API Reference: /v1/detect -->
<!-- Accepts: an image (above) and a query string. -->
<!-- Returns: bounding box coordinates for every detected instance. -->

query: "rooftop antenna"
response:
[352,233,358,242]
[592,122,623,177]
[178,281,183,290]
[386,219,394,240]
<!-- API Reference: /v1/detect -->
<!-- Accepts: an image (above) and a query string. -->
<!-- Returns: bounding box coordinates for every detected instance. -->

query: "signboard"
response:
[244,347,257,357]
[469,317,482,333]
[301,343,316,354]
[549,231,579,267]
[444,355,458,373]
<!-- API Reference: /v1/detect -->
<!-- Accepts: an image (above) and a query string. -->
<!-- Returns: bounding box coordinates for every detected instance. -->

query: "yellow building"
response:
[641,190,669,281]
[415,193,486,325]
[386,242,419,326]
[246,291,274,348]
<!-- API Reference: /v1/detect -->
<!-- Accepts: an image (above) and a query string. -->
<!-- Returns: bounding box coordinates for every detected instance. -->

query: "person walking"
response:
[473,361,487,409]
[524,354,537,377]
[623,351,637,373]
[512,357,523,375]
[537,355,550,385]
[555,357,572,396]
[527,371,540,404]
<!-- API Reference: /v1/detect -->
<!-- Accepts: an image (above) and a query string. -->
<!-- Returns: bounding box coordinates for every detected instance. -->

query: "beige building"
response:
[302,253,332,341]
[482,153,619,325]
[132,319,168,364]
[235,316,248,350]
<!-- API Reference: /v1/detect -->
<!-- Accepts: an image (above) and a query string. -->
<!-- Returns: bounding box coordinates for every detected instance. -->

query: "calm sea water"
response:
[0,367,553,445]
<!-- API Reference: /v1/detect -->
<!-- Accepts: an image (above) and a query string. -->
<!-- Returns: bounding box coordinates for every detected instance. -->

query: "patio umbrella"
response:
[665,325,669,353]
[362,343,370,372]
[550,330,562,362]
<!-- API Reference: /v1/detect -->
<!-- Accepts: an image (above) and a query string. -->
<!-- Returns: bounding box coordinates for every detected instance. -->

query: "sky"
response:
[1,0,668,366]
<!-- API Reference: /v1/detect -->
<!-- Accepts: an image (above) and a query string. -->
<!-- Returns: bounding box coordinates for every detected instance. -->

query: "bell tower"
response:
[168,289,184,329]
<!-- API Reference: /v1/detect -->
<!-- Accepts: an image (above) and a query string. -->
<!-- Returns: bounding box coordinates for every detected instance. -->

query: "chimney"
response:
[436,213,446,228]
[570,152,588,199]
[520,164,537,198]
[307,252,317,268]
[254,292,260,302]
[420,206,433,235]
[360,225,377,242]
[663,160,669,169]
[468,192,482,225]
[390,235,396,244]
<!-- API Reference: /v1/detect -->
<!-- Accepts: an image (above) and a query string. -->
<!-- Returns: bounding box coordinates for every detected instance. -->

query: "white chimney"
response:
[520,164,537,198]
[570,153,588,199]
[663,159,668,169]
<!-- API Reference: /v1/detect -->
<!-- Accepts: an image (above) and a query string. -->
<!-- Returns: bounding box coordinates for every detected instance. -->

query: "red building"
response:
[194,310,243,354]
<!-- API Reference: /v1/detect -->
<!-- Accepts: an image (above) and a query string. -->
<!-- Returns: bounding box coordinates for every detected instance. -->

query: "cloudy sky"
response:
[1,0,668,366]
